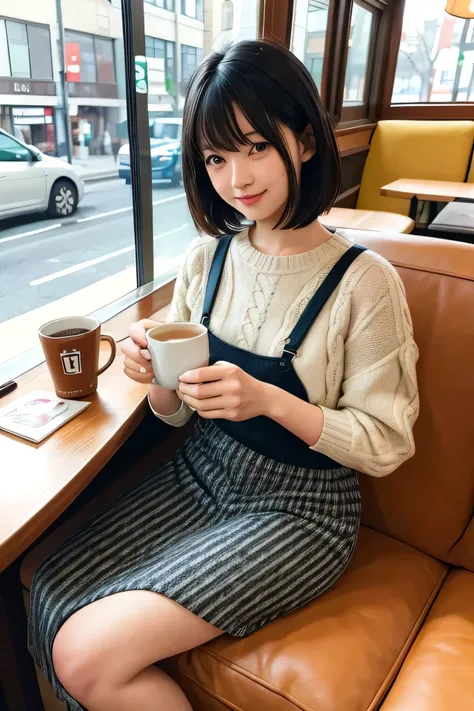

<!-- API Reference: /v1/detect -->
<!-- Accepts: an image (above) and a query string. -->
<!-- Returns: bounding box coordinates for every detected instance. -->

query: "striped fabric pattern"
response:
[28,418,361,711]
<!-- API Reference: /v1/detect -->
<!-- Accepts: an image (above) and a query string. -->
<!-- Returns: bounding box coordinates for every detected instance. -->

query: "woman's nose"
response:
[231,159,253,190]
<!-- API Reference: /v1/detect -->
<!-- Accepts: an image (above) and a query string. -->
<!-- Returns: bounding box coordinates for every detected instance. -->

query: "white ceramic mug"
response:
[145,322,209,390]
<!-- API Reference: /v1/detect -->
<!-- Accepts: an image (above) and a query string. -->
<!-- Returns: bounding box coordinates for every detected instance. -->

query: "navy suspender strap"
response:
[201,236,366,362]
[282,244,367,363]
[201,234,233,327]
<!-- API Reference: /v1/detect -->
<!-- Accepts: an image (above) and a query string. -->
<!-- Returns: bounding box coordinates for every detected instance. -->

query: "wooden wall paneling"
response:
[339,147,371,193]
[333,184,361,208]
[336,124,376,151]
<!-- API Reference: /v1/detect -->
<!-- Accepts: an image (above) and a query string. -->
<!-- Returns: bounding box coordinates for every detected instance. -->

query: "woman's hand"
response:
[121,318,162,384]
[178,361,269,421]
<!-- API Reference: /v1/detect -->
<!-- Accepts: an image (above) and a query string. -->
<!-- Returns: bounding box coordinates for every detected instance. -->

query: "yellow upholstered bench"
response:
[322,120,474,233]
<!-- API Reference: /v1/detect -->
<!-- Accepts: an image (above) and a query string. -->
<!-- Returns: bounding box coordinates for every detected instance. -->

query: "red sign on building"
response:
[65,42,81,82]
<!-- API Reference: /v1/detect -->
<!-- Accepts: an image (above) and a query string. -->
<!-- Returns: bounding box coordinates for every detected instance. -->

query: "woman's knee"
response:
[52,615,107,702]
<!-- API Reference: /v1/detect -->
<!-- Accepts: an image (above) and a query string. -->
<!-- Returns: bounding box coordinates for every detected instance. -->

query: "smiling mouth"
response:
[237,191,266,206]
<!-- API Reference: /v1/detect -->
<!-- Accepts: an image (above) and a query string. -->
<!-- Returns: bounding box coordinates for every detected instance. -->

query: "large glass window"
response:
[343,1,374,106]
[182,0,204,22]
[0,0,259,376]
[0,20,11,76]
[27,25,53,81]
[95,37,115,83]
[6,21,31,78]
[0,8,132,371]
[145,0,174,8]
[392,0,474,103]
[65,30,97,83]
[291,0,330,91]
[181,44,203,82]
[1,19,53,80]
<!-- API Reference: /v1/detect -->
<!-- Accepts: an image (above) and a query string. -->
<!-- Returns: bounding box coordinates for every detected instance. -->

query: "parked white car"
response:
[0,129,84,220]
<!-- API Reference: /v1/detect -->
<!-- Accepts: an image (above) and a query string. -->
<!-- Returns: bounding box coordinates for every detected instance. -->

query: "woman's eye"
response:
[206,155,224,166]
[250,142,270,155]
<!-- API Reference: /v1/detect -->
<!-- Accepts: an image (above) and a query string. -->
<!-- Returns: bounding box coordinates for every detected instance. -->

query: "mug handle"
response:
[97,335,117,375]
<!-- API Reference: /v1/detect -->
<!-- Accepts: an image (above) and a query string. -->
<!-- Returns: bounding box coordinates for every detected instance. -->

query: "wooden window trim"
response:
[259,0,294,47]
[340,0,381,123]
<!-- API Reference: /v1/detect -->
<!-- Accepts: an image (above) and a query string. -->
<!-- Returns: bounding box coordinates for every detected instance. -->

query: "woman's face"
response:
[200,106,312,225]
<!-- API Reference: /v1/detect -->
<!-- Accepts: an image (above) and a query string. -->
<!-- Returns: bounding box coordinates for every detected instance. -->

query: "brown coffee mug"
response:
[38,316,116,399]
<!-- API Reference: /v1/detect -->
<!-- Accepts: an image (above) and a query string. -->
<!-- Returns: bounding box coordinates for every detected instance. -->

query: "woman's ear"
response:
[300,124,316,163]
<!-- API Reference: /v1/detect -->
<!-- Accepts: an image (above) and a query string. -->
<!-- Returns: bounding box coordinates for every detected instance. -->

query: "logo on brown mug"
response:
[60,349,82,375]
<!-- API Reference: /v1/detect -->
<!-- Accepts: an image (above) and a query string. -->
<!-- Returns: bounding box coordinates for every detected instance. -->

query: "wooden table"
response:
[381,179,474,221]
[0,283,174,710]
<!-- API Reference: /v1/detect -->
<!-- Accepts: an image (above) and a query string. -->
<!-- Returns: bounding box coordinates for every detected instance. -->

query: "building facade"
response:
[0,0,258,159]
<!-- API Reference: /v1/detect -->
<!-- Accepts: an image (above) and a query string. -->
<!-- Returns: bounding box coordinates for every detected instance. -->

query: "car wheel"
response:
[47,179,78,218]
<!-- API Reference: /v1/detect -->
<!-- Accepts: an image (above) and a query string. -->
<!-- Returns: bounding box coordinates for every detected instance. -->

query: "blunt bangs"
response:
[182,40,341,237]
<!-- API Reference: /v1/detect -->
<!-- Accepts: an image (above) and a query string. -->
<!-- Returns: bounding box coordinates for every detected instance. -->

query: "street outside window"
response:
[392,0,474,103]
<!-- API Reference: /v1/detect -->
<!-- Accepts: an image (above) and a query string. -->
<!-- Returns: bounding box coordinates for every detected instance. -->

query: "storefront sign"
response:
[66,42,81,83]
[0,79,56,97]
[13,82,31,94]
[135,56,148,94]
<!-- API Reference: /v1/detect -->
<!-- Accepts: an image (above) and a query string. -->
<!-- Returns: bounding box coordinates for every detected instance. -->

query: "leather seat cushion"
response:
[379,568,474,711]
[162,526,447,711]
[319,208,415,234]
[21,519,446,711]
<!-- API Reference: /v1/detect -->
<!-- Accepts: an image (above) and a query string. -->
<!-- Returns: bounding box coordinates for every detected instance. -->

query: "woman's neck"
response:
[248,218,334,257]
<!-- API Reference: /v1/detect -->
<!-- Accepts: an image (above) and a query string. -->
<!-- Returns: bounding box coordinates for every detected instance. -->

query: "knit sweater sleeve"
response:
[147,236,213,427]
[310,255,420,477]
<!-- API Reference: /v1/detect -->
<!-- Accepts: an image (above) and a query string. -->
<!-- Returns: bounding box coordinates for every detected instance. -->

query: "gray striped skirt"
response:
[28,417,361,710]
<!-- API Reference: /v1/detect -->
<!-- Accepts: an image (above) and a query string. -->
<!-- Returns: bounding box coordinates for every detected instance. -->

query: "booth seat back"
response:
[348,230,474,570]
[357,120,474,216]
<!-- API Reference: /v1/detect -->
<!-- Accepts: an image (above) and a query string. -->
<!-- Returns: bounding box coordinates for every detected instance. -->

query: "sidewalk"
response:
[71,155,120,184]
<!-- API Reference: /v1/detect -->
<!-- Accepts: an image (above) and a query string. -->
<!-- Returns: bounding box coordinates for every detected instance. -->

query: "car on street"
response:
[118,118,182,186]
[0,129,85,220]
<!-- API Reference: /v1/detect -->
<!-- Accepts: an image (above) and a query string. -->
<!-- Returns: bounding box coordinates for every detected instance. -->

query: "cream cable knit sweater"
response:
[148,230,419,477]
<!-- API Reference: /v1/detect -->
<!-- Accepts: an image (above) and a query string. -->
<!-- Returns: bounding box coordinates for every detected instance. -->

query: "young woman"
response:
[29,40,419,711]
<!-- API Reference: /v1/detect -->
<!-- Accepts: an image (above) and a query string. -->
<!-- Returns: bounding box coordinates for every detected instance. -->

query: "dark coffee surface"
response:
[50,328,90,338]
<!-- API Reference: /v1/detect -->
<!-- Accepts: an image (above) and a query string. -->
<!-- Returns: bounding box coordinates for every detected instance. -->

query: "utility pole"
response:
[55,0,73,163]
[173,6,180,117]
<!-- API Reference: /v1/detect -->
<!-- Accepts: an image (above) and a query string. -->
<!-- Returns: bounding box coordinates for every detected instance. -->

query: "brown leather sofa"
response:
[20,230,474,711]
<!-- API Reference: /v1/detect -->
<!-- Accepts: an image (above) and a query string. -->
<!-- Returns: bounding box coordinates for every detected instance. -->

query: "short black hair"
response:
[182,39,341,237]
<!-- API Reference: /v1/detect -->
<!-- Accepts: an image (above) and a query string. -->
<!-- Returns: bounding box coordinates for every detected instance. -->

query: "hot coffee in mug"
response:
[38,316,116,399]
[146,322,209,390]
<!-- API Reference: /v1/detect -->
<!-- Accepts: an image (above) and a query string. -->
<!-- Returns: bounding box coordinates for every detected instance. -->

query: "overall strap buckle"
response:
[282,346,297,364]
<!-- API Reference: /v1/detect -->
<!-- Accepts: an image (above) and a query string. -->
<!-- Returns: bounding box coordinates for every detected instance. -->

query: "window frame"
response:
[1,17,54,82]
[339,0,380,122]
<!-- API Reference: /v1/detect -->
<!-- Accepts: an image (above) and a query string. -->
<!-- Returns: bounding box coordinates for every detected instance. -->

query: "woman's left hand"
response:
[178,361,269,421]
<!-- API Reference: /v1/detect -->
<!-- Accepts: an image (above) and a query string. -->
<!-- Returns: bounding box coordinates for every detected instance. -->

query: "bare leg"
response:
[51,591,223,711]
[87,665,191,711]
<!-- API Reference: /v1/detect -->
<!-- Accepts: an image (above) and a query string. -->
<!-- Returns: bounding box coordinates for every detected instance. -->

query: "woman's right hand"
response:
[121,318,161,385]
